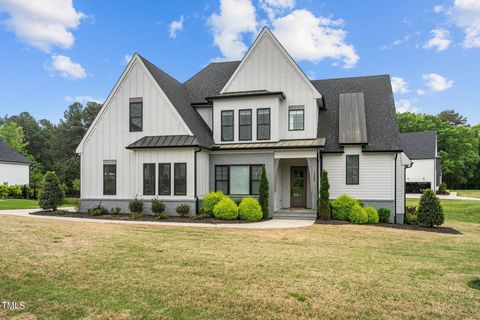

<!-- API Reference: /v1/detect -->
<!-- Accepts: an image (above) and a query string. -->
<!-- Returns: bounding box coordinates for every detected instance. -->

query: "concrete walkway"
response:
[406,192,480,201]
[0,208,315,229]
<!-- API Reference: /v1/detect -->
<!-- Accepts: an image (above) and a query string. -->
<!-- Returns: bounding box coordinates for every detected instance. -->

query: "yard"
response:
[0,198,77,210]
[452,190,480,199]
[0,199,479,319]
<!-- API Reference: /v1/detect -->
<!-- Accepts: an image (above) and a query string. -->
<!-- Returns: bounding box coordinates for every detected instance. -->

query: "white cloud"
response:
[123,54,132,65]
[208,0,257,61]
[433,5,444,13]
[0,0,84,52]
[169,15,184,39]
[424,28,451,51]
[396,99,419,113]
[381,34,411,50]
[47,54,86,80]
[450,0,480,48]
[271,9,359,68]
[260,0,295,20]
[65,95,103,104]
[391,76,409,94]
[417,89,426,95]
[422,73,454,92]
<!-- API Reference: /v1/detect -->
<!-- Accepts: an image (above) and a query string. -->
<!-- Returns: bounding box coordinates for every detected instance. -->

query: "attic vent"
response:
[338,92,368,145]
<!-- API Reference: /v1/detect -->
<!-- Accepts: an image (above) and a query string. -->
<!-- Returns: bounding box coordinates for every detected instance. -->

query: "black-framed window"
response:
[129,101,143,132]
[143,163,155,195]
[221,110,234,141]
[174,163,187,195]
[257,108,270,140]
[158,163,171,195]
[239,109,252,141]
[346,155,359,185]
[215,165,263,195]
[103,163,116,195]
[289,108,304,131]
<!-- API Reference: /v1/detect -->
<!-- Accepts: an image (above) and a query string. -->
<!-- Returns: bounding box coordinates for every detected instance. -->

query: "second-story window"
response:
[257,108,270,140]
[289,107,304,131]
[239,109,252,141]
[221,110,234,141]
[129,99,143,132]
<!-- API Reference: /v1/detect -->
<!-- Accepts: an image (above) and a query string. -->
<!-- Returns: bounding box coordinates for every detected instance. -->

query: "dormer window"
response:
[129,98,143,132]
[221,110,234,141]
[289,106,304,131]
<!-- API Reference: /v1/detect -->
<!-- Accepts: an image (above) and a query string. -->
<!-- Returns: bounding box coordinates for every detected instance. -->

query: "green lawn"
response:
[407,198,480,224]
[0,198,77,210]
[0,199,479,319]
[452,190,480,199]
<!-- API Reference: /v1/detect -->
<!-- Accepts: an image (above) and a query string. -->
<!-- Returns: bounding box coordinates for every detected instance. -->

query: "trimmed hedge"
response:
[213,197,238,220]
[378,208,391,223]
[238,197,263,222]
[349,204,368,224]
[364,206,379,224]
[331,194,359,221]
[201,191,225,216]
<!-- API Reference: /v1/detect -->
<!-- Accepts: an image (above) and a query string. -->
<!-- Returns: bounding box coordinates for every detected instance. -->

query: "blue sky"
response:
[0,0,479,124]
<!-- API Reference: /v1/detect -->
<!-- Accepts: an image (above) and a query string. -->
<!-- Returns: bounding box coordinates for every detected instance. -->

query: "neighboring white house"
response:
[77,27,410,223]
[0,138,31,185]
[400,131,441,192]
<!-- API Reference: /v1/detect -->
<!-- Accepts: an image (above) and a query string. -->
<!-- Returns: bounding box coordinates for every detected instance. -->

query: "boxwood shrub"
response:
[349,204,368,224]
[151,198,165,214]
[129,198,144,214]
[238,197,263,222]
[201,191,225,216]
[213,197,238,220]
[331,194,359,221]
[378,208,391,223]
[364,206,379,224]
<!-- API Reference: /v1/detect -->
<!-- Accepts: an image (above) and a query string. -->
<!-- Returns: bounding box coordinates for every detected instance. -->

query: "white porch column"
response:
[307,158,317,210]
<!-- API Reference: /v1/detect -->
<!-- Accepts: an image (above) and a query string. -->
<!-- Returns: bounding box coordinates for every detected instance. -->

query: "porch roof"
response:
[213,138,325,150]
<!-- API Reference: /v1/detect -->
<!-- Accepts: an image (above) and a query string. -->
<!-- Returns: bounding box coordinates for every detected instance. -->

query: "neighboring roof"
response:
[0,138,31,164]
[214,138,325,150]
[399,131,437,159]
[206,90,285,100]
[126,135,199,150]
[338,92,368,145]
[313,75,402,152]
[139,55,214,148]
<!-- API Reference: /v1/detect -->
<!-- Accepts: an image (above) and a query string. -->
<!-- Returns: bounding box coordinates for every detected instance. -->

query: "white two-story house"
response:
[76,27,410,223]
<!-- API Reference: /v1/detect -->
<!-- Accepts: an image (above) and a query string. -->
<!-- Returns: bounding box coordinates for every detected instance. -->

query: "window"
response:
[257,108,270,140]
[346,155,359,185]
[221,110,234,141]
[129,100,143,132]
[215,165,263,195]
[289,108,304,131]
[174,163,187,195]
[239,109,252,141]
[158,163,171,195]
[215,166,229,194]
[103,162,116,195]
[143,163,156,195]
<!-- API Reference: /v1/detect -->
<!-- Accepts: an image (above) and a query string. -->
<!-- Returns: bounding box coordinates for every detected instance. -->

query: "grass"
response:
[452,190,480,198]
[0,197,77,210]
[407,198,480,224]
[0,200,479,319]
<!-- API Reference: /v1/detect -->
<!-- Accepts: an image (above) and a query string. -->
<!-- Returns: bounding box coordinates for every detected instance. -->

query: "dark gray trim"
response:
[206,91,285,100]
[256,108,271,140]
[174,163,187,196]
[221,110,234,142]
[126,135,202,150]
[362,149,403,153]
[346,155,359,185]
[103,163,116,195]
[158,163,171,195]
[238,109,252,141]
[129,100,143,132]
[288,108,305,131]
[143,163,156,195]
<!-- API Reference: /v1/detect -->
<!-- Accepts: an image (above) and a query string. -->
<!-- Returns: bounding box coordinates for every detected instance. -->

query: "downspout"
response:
[394,153,398,224]
[316,149,320,219]
[194,147,202,214]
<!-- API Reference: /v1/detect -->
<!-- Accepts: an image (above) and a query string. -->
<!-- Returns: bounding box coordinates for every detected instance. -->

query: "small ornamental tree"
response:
[418,189,444,227]
[258,165,269,219]
[318,170,331,220]
[39,171,65,211]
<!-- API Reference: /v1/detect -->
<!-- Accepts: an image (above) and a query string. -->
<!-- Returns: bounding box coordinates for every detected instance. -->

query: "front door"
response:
[290,166,306,207]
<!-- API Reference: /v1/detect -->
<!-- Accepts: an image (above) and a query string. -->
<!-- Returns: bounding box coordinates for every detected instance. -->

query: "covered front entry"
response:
[290,166,307,207]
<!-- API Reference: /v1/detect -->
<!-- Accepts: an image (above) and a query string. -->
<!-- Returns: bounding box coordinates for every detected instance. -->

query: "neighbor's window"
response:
[174,163,187,195]
[143,163,156,195]
[215,165,263,195]
[289,108,304,131]
[239,109,252,141]
[215,165,229,194]
[129,99,143,132]
[257,108,270,140]
[103,162,116,195]
[346,155,359,185]
[221,110,234,141]
[158,163,171,195]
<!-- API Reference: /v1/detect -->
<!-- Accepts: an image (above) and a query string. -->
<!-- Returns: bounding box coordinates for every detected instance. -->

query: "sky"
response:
[0,0,479,125]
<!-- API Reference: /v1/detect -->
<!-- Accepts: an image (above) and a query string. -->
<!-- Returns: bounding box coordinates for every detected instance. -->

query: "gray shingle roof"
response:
[312,75,402,152]
[0,138,31,164]
[126,135,198,149]
[400,131,437,159]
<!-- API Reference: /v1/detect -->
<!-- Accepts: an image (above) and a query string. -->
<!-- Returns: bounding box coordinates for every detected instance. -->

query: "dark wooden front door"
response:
[290,166,306,207]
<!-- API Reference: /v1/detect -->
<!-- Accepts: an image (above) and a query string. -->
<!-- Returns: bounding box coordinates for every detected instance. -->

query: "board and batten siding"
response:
[79,56,194,200]
[196,150,210,199]
[0,162,29,185]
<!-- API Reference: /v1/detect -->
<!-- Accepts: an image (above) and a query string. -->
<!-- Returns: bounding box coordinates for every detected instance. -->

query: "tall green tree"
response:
[319,170,331,220]
[0,121,28,155]
[258,165,269,219]
[437,109,468,127]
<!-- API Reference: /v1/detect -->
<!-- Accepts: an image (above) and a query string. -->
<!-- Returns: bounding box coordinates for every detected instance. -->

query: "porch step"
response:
[273,211,317,220]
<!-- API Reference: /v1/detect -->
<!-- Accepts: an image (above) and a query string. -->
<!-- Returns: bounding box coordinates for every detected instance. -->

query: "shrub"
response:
[331,194,359,221]
[21,185,29,199]
[364,206,379,224]
[213,197,238,220]
[437,183,449,195]
[176,204,191,217]
[8,185,22,198]
[318,170,331,220]
[200,191,225,217]
[0,185,8,198]
[130,212,143,219]
[154,211,168,219]
[378,208,391,223]
[89,203,108,216]
[129,198,144,214]
[418,189,444,227]
[349,204,368,224]
[190,213,209,220]
[56,209,70,216]
[39,172,65,211]
[258,165,269,219]
[405,206,418,224]
[110,207,121,214]
[238,197,263,222]
[151,198,165,214]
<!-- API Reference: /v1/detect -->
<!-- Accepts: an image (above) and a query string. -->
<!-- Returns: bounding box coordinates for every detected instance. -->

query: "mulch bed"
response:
[315,219,461,234]
[29,211,270,224]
